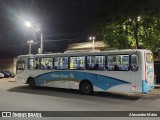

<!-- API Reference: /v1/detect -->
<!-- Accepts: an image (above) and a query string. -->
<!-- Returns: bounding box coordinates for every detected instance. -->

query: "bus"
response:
[16,49,155,94]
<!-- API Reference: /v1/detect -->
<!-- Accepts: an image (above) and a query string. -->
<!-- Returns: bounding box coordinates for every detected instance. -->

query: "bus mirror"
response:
[131,65,138,71]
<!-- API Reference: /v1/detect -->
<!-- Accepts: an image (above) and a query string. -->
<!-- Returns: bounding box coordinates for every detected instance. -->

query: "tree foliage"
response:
[91,0,160,51]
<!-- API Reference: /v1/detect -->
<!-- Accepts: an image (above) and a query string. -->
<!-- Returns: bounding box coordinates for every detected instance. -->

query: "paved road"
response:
[0,78,160,120]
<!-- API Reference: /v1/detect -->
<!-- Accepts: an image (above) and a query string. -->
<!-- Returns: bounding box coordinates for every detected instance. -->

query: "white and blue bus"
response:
[16,49,154,94]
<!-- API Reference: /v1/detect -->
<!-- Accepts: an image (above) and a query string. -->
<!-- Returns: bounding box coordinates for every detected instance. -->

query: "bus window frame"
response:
[69,56,86,70]
[54,56,69,70]
[28,57,40,70]
[40,57,54,70]
[86,55,106,71]
[106,54,130,71]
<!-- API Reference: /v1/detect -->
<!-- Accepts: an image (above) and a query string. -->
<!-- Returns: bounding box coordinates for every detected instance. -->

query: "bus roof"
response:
[17,49,152,58]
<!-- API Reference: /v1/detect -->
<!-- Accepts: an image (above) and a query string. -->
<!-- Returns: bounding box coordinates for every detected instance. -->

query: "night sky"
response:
[0,0,101,56]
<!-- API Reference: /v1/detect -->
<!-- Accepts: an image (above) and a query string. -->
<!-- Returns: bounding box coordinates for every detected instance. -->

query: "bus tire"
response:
[28,78,36,89]
[80,81,93,95]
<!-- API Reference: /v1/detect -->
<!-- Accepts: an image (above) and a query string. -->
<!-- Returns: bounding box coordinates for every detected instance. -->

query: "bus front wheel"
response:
[80,81,93,95]
[28,78,36,89]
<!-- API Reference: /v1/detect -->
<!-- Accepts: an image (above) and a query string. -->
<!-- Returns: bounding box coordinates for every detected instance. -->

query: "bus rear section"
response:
[142,52,155,93]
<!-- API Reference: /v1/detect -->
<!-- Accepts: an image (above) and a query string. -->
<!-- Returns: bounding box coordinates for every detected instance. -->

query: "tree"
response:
[90,0,160,51]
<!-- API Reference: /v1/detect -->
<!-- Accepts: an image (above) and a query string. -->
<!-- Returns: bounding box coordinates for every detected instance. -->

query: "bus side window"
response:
[69,56,85,70]
[28,58,39,70]
[86,56,105,70]
[40,58,53,70]
[28,58,34,69]
[34,58,39,69]
[107,55,129,71]
[54,57,68,70]
[131,54,138,71]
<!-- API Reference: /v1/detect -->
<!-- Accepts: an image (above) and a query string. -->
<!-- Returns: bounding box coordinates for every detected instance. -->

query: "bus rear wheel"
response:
[28,78,36,89]
[80,81,93,95]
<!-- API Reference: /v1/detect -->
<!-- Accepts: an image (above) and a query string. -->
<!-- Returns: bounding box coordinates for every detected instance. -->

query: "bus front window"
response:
[146,53,153,63]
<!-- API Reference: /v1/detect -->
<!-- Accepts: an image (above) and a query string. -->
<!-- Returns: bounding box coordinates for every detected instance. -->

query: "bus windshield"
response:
[146,53,153,63]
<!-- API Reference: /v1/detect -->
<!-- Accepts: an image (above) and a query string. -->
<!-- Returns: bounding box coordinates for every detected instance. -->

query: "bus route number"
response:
[93,74,97,79]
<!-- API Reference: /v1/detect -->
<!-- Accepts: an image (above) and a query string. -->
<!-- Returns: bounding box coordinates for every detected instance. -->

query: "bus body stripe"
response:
[34,71,130,90]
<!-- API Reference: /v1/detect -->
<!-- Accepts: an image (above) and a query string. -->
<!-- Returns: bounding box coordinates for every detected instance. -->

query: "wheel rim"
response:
[84,85,89,91]
[31,81,34,86]
[81,82,92,94]
[29,79,35,88]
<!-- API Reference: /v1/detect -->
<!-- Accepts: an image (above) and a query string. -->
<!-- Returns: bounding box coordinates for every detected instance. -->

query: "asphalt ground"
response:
[0,78,159,120]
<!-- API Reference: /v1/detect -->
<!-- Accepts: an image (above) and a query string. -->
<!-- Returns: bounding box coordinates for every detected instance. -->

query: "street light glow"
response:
[137,16,141,21]
[25,21,32,27]
[27,40,33,43]
[89,37,95,40]
[89,36,95,50]
[24,20,43,54]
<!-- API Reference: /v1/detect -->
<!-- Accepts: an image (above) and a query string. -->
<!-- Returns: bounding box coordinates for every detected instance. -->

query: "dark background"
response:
[0,0,102,57]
